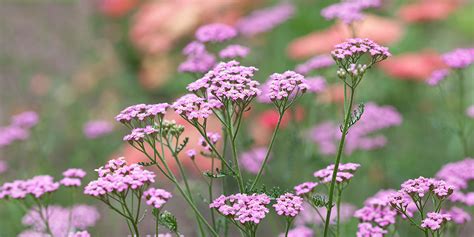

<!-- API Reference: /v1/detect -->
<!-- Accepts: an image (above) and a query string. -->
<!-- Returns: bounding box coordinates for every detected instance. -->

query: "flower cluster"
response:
[305,76,327,93]
[210,193,271,224]
[198,132,221,152]
[239,147,268,174]
[83,120,113,139]
[421,212,451,231]
[467,106,474,118]
[123,126,158,143]
[400,177,454,199]
[442,47,474,69]
[426,69,450,86]
[321,0,382,24]
[115,103,169,124]
[0,111,38,148]
[195,23,237,43]
[331,38,391,64]
[179,41,216,74]
[187,61,260,102]
[237,3,295,37]
[265,71,309,102]
[0,175,59,199]
[294,182,318,196]
[172,94,222,120]
[310,103,402,155]
[60,168,87,187]
[444,207,471,224]
[313,162,360,184]
[20,205,99,237]
[84,157,155,197]
[356,222,387,237]
[354,189,398,234]
[436,158,474,205]
[219,44,250,59]
[295,55,334,75]
[143,188,172,209]
[273,193,304,217]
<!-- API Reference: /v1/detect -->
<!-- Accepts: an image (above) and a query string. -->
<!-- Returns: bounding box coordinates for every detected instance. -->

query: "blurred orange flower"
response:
[398,0,461,23]
[288,15,404,59]
[378,51,446,81]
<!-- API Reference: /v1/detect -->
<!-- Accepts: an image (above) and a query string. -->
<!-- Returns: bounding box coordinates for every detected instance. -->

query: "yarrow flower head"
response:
[400,176,433,197]
[321,0,382,24]
[313,163,360,184]
[60,168,86,187]
[237,3,295,37]
[83,120,113,139]
[171,94,222,121]
[198,132,221,152]
[294,182,318,196]
[11,111,39,128]
[421,212,451,231]
[187,61,260,102]
[356,222,387,237]
[266,71,309,102]
[195,23,237,43]
[210,193,271,224]
[179,49,216,74]
[436,158,474,205]
[219,44,250,59]
[84,157,155,197]
[0,175,60,200]
[143,188,172,209]
[332,38,391,65]
[354,190,398,228]
[306,76,327,93]
[444,207,471,224]
[426,69,450,86]
[123,126,158,144]
[273,193,304,217]
[295,55,334,75]
[442,48,474,69]
[240,147,268,174]
[115,103,169,124]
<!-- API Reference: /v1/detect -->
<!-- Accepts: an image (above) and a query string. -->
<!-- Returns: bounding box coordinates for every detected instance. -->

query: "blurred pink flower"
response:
[83,120,114,139]
[296,202,356,225]
[467,105,474,118]
[379,51,446,81]
[0,160,7,174]
[240,147,268,174]
[398,0,461,23]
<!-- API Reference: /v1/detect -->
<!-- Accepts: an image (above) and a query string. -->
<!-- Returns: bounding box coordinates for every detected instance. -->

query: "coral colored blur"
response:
[99,0,138,18]
[398,0,461,23]
[288,15,403,59]
[379,51,446,81]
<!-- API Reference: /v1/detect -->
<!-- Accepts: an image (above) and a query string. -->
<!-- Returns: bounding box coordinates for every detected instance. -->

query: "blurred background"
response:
[0,0,473,236]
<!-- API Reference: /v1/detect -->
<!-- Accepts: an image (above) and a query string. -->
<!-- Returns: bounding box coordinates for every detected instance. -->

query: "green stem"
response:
[336,187,343,237]
[284,218,294,237]
[323,88,355,237]
[456,70,468,156]
[249,113,284,190]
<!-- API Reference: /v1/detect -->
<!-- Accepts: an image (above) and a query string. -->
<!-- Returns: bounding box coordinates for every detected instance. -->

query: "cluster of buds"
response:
[160,120,185,138]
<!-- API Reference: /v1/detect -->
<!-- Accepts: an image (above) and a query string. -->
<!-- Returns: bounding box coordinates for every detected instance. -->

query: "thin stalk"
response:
[336,187,342,237]
[249,113,284,190]
[456,70,468,156]
[284,218,294,237]
[323,88,355,237]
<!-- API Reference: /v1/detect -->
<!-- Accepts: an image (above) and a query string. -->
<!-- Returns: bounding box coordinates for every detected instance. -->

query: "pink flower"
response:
[83,120,114,139]
[195,23,237,43]
[265,71,309,101]
[332,38,390,63]
[356,222,387,237]
[444,207,471,225]
[11,111,39,128]
[321,0,381,24]
[273,193,304,217]
[313,163,361,183]
[294,182,318,196]
[187,61,260,102]
[295,55,334,75]
[239,147,268,174]
[172,94,222,121]
[219,45,250,59]
[467,106,474,118]
[143,188,172,209]
[237,3,294,37]
[210,193,271,224]
[115,103,169,124]
[442,48,474,69]
[421,212,451,230]
[426,69,449,86]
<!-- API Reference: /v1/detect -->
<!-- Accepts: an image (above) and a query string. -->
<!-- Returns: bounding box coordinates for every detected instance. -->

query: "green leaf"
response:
[158,210,178,233]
